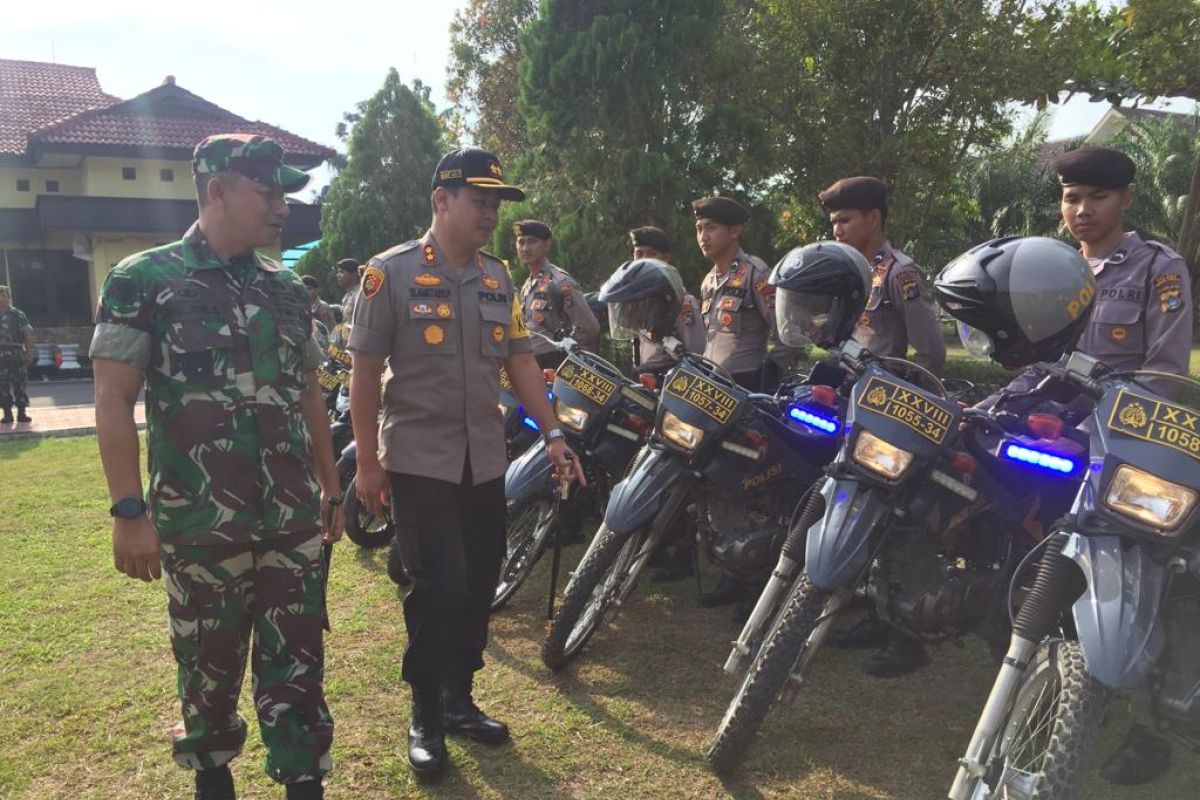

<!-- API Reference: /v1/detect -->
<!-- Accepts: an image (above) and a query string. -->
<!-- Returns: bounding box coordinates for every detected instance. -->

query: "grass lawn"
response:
[2,436,1198,799]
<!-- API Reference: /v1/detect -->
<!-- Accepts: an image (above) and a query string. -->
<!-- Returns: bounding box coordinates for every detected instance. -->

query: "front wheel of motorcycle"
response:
[541,523,645,672]
[973,640,1109,800]
[706,574,843,775]
[343,478,396,549]
[492,498,557,612]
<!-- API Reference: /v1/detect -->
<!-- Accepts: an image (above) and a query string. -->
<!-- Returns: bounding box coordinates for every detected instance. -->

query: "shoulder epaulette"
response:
[1146,239,1184,261]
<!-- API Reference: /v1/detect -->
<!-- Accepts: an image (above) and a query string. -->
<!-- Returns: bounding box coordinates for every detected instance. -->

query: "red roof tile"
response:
[0,58,118,155]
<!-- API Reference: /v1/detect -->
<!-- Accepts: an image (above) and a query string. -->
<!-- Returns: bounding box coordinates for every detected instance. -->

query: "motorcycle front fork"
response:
[947,635,1039,800]
[724,554,803,674]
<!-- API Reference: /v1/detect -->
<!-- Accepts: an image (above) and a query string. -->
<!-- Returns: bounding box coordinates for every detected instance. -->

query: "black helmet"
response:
[769,241,871,349]
[598,258,685,341]
[934,236,1094,370]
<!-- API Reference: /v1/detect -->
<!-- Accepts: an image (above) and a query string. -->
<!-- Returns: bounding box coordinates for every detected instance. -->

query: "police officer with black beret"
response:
[515,220,599,366]
[819,176,945,374]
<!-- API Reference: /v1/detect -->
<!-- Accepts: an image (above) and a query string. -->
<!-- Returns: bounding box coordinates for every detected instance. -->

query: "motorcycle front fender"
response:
[805,477,888,591]
[604,445,693,535]
[505,439,554,504]
[1062,533,1166,690]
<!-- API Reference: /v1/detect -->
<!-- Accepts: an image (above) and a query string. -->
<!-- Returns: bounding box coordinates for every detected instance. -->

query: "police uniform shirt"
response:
[341,287,359,327]
[700,249,776,375]
[981,232,1193,405]
[852,241,946,374]
[348,233,531,485]
[636,292,705,371]
[519,262,600,354]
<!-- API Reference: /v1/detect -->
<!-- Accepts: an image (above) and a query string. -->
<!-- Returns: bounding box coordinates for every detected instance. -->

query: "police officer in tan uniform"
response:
[695,197,793,390]
[348,148,583,779]
[820,177,946,374]
[515,220,599,367]
[628,226,705,373]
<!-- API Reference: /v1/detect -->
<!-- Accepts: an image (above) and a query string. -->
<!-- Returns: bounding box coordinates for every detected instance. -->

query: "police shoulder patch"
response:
[361,266,386,300]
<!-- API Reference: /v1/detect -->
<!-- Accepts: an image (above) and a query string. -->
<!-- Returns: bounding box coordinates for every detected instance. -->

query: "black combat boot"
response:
[194,765,236,800]
[1100,724,1172,785]
[284,778,323,799]
[15,406,30,423]
[408,685,448,777]
[1,406,12,424]
[864,630,930,678]
[443,676,510,744]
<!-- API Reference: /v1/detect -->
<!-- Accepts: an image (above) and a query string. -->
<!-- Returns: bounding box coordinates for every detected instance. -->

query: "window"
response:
[160,168,174,182]
[122,167,136,180]
[4,249,93,327]
[45,180,60,193]
[16,179,29,192]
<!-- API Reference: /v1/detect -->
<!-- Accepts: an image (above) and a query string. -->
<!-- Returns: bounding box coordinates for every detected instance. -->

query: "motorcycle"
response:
[948,352,1200,800]
[706,339,1079,774]
[540,346,844,671]
[495,336,657,611]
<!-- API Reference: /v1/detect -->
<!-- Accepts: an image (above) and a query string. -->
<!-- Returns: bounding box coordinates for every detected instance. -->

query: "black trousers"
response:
[388,467,506,689]
[536,350,565,371]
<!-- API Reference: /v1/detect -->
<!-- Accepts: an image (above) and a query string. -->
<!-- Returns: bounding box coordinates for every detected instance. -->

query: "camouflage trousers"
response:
[160,528,333,784]
[0,360,27,407]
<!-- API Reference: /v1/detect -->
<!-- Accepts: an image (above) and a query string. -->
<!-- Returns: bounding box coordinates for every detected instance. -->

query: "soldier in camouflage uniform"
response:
[0,284,34,423]
[90,134,342,800]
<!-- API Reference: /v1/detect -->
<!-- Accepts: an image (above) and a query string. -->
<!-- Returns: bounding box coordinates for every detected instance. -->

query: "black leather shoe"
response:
[1100,724,1172,785]
[15,407,30,423]
[864,631,929,678]
[443,689,510,744]
[408,687,448,777]
[649,550,694,583]
[285,779,323,800]
[194,765,236,800]
[828,616,890,649]
[0,407,11,424]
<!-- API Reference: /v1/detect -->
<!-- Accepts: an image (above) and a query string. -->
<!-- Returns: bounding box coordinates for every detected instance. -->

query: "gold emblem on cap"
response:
[414,273,442,286]
[424,324,444,345]
[489,162,503,177]
[439,169,463,180]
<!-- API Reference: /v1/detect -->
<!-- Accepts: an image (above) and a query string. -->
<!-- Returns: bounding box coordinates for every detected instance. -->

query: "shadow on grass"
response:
[0,437,43,460]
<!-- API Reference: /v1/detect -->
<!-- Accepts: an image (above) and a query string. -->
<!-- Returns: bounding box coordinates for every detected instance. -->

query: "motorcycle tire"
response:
[975,639,1109,800]
[343,480,395,549]
[541,523,645,672]
[492,498,557,612]
[706,574,840,775]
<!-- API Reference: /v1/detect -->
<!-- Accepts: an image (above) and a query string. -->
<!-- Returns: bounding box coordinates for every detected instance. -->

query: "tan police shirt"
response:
[700,249,778,376]
[852,241,946,374]
[520,261,600,354]
[348,233,531,484]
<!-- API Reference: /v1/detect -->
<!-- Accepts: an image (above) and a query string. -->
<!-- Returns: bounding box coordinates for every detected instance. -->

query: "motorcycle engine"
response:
[696,489,786,579]
[1148,589,1200,736]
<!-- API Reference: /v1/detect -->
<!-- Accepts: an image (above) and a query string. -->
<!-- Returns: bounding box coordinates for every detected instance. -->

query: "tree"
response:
[446,0,538,162]
[1109,115,1200,247]
[298,70,445,292]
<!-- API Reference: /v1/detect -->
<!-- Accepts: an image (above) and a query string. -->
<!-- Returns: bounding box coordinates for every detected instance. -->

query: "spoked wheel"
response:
[973,640,1109,800]
[343,478,395,549]
[492,498,557,612]
[707,575,848,775]
[541,524,646,671]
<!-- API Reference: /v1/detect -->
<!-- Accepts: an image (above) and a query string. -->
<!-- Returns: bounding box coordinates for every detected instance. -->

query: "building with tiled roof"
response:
[0,58,334,343]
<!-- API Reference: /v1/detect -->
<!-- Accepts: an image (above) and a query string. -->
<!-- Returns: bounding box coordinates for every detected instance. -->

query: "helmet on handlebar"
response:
[933,236,1094,370]
[598,258,685,341]
[769,241,870,349]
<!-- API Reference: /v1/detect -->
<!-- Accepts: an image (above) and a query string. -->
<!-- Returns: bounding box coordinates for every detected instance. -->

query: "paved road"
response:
[25,380,100,409]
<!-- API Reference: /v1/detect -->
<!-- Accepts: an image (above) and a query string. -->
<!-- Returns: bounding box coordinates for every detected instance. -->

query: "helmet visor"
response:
[608,297,665,340]
[776,289,841,348]
[958,321,994,360]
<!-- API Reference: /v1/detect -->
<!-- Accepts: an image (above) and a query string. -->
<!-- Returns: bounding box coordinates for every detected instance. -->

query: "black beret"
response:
[692,196,749,225]
[1054,147,1135,189]
[336,258,360,273]
[513,219,552,239]
[629,226,671,252]
[300,274,320,288]
[818,176,888,213]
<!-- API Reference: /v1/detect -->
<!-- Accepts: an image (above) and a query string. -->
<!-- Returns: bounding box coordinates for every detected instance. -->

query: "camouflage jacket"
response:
[0,306,32,361]
[90,222,324,544]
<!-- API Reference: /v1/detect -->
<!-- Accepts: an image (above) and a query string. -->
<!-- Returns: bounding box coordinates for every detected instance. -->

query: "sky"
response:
[3,0,1196,197]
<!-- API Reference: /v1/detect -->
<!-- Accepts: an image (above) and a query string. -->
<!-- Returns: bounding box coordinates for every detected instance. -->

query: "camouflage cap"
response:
[193,133,311,193]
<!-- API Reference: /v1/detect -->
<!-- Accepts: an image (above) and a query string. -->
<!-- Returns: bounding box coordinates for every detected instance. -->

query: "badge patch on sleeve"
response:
[901,277,921,300]
[1161,288,1184,313]
[362,266,386,300]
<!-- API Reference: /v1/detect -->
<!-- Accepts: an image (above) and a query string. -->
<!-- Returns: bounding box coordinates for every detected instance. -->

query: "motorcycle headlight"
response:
[852,430,914,480]
[661,410,704,451]
[554,398,590,432]
[1104,464,1197,532]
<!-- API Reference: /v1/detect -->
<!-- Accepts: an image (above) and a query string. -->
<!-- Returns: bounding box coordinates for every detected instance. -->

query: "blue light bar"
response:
[1002,442,1077,474]
[788,406,839,435]
[522,416,540,431]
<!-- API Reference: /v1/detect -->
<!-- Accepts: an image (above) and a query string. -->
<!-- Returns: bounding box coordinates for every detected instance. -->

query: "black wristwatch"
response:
[109,497,148,519]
